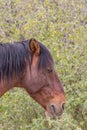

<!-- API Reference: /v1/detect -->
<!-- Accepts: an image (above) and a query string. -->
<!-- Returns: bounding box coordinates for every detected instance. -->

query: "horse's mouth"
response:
[45,110,63,119]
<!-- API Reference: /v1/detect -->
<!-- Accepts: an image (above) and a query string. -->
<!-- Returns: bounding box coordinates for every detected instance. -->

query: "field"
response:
[0,0,87,130]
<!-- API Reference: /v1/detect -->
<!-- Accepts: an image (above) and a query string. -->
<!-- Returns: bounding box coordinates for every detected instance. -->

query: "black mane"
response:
[0,40,53,81]
[38,42,53,69]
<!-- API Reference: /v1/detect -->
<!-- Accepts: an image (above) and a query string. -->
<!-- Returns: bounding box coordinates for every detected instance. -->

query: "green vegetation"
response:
[0,0,87,130]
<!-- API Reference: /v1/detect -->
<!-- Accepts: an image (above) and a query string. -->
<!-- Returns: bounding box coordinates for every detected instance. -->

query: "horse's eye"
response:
[47,69,53,73]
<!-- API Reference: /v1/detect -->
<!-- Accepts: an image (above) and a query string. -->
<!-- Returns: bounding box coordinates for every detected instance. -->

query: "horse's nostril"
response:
[50,104,56,113]
[62,103,65,110]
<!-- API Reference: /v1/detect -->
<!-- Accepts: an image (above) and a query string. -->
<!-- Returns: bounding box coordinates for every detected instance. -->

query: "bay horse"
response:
[0,38,66,118]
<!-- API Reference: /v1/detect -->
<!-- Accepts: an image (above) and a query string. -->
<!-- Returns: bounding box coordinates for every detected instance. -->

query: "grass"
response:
[0,0,87,129]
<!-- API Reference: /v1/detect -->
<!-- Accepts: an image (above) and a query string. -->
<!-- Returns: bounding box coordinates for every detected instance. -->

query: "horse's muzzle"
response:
[45,102,65,118]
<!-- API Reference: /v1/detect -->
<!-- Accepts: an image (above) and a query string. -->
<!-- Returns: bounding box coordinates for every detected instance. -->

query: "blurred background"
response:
[0,0,87,130]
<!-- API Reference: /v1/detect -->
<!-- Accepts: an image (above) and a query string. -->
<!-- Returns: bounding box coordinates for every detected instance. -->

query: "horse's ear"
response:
[29,38,40,56]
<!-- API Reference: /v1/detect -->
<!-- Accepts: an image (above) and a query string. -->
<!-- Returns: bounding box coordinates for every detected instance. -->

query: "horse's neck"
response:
[0,81,13,97]
[0,76,22,97]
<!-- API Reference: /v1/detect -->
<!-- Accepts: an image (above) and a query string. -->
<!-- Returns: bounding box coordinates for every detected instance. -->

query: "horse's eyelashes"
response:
[47,69,53,73]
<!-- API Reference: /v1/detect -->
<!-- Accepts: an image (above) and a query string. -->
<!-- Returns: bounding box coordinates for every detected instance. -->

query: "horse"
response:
[0,38,66,118]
